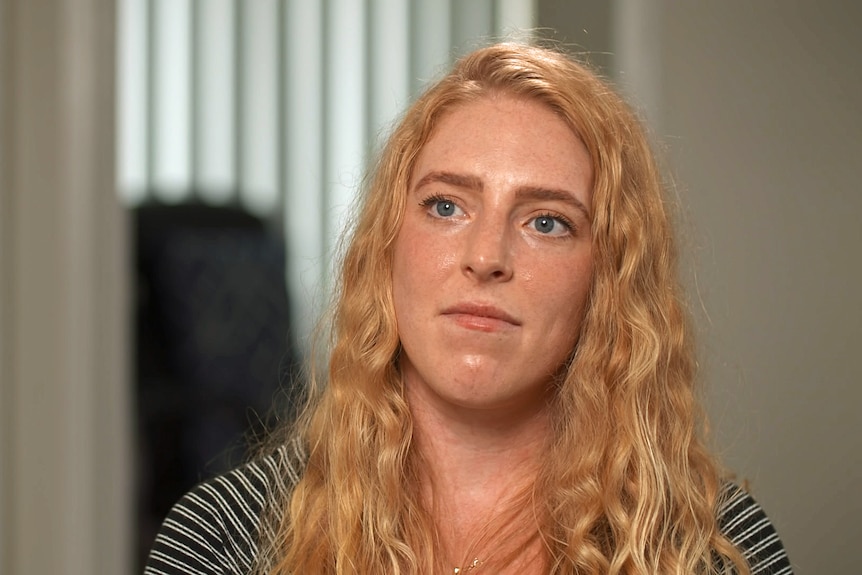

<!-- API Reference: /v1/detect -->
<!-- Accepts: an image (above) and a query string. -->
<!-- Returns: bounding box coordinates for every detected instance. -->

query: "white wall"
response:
[542,1,861,573]
[659,3,861,573]
[0,1,132,573]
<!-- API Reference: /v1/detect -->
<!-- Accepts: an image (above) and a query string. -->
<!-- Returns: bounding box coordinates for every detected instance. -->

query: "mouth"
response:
[441,303,521,331]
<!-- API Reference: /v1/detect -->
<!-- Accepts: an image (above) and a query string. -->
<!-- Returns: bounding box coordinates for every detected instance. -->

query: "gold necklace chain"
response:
[453,558,481,574]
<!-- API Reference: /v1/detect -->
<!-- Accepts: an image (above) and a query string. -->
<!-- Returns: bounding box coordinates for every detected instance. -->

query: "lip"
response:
[441,302,521,331]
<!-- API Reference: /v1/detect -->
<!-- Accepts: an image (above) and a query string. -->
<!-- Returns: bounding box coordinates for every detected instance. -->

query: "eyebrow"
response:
[414,171,484,192]
[414,170,590,219]
[515,186,591,219]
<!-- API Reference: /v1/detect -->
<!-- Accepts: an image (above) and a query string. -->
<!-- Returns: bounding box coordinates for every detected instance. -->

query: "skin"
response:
[390,94,595,571]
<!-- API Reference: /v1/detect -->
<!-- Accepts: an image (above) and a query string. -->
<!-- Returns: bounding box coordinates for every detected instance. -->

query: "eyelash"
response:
[419,193,452,208]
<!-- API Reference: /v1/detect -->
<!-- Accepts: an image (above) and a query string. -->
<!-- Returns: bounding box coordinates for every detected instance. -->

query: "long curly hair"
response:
[260,42,750,574]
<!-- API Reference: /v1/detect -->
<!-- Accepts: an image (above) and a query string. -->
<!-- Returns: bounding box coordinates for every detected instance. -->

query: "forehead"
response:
[410,95,592,200]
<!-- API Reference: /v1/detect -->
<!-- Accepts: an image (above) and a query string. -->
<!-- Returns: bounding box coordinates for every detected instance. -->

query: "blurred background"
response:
[0,1,859,573]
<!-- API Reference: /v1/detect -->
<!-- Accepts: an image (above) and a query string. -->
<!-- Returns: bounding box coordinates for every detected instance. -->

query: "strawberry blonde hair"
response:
[259,43,749,574]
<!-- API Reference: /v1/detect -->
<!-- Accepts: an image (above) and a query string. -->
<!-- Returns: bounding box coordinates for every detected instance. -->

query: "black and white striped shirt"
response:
[145,444,793,574]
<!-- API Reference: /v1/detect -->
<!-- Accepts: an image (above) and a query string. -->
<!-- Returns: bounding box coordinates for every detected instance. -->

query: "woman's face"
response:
[392,94,594,419]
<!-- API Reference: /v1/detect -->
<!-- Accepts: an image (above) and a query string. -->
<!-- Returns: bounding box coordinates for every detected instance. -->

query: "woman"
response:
[145,43,792,574]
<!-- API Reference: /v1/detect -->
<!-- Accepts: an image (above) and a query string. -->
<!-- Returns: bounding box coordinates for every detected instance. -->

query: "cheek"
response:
[393,228,457,292]
[525,254,593,324]
[391,240,412,309]
[392,231,436,325]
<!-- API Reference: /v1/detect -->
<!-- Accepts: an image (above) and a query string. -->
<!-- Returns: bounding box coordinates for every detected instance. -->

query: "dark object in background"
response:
[134,203,300,566]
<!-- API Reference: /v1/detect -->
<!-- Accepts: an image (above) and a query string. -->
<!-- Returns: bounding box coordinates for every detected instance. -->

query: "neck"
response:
[405,381,552,572]
[407,378,551,494]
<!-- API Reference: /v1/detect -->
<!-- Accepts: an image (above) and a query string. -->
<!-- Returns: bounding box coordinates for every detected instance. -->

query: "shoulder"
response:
[144,440,306,575]
[718,482,794,575]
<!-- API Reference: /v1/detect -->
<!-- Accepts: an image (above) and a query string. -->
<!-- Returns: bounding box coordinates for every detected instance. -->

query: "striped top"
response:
[145,443,793,574]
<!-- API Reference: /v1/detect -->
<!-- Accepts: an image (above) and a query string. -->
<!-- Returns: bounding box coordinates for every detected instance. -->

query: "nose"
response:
[460,216,513,282]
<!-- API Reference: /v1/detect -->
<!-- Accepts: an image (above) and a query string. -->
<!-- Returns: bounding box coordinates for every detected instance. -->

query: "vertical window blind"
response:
[118,0,535,348]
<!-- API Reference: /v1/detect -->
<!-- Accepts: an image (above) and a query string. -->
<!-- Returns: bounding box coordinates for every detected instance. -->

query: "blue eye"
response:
[436,200,456,217]
[534,216,557,234]
[530,214,574,236]
[420,195,463,218]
